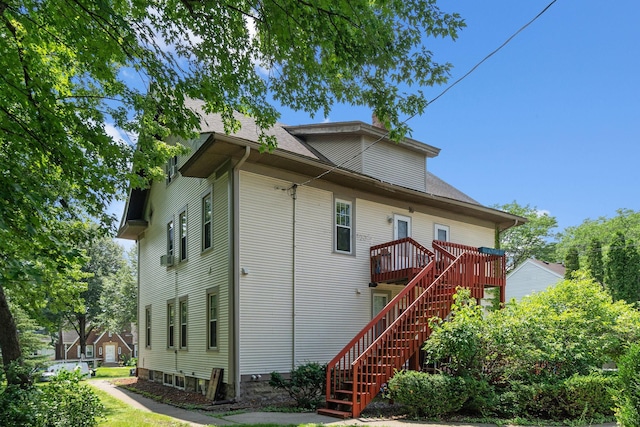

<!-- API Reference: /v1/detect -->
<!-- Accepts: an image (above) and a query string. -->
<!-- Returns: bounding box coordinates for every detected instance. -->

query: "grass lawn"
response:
[91,383,311,427]
[92,366,133,379]
[92,386,205,426]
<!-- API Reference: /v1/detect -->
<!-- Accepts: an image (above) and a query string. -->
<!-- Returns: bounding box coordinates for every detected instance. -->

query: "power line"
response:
[295,0,557,189]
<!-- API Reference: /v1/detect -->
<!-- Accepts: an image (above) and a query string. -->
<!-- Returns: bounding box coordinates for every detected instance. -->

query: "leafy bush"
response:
[269,362,326,409]
[615,343,640,426]
[387,370,467,418]
[0,367,103,427]
[559,372,615,420]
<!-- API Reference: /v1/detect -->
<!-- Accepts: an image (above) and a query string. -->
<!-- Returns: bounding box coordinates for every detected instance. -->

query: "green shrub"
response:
[615,343,640,426]
[269,362,326,409]
[387,371,467,418]
[559,372,615,420]
[0,367,103,427]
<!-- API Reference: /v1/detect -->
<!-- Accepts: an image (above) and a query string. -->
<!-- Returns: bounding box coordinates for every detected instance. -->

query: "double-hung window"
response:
[166,156,178,184]
[167,221,174,259]
[207,290,218,349]
[335,199,353,254]
[202,193,212,251]
[145,306,151,348]
[167,302,175,348]
[179,298,188,349]
[179,210,187,262]
[434,224,450,242]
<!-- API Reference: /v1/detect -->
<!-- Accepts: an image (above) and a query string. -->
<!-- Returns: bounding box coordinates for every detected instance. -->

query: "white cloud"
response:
[104,122,137,147]
[536,209,551,217]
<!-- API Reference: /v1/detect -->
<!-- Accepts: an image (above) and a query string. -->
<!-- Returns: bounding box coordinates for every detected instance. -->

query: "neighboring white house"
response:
[506,258,566,301]
[117,99,524,401]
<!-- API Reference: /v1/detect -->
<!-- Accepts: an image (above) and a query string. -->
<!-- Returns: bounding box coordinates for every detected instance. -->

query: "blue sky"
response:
[274,0,640,234]
[113,1,640,242]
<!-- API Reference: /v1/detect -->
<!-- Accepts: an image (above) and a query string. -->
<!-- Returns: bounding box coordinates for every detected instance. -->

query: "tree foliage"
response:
[606,232,640,304]
[98,246,137,332]
[55,235,133,357]
[563,246,579,279]
[556,208,640,260]
[415,278,640,421]
[0,0,466,382]
[493,201,558,272]
[586,238,605,285]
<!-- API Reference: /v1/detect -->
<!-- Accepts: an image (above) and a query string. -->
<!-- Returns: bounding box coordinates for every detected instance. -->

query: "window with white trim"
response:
[335,199,353,254]
[145,306,152,348]
[99,346,103,356]
[86,345,94,358]
[167,302,175,348]
[179,297,188,349]
[179,210,187,262]
[202,193,212,251]
[435,224,450,242]
[207,290,218,349]
[166,156,178,184]
[167,220,175,258]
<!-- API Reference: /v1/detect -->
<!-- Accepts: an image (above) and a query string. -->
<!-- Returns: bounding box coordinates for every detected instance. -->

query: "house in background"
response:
[55,328,137,366]
[506,258,566,301]
[118,99,525,417]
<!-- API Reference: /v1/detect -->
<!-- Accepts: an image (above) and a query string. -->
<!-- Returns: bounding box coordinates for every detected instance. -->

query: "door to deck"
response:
[393,215,411,240]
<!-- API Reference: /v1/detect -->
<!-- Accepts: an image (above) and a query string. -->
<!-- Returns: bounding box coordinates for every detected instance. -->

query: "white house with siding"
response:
[117,99,524,402]
[506,258,566,301]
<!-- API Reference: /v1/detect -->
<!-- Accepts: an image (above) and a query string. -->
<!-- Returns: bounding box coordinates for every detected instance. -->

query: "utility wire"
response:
[295,0,557,188]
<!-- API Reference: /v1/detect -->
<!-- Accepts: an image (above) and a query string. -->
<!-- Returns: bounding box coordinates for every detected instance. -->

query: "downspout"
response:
[290,184,298,370]
[232,146,250,400]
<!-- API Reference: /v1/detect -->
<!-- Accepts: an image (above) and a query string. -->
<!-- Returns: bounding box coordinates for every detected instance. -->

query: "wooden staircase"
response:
[318,239,505,419]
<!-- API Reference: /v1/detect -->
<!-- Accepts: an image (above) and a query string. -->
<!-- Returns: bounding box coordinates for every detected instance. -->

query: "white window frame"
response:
[145,306,152,348]
[434,224,450,242]
[167,301,175,348]
[393,214,412,240]
[179,297,188,350]
[166,156,178,185]
[99,346,103,356]
[86,345,94,358]
[334,198,353,254]
[202,192,213,251]
[179,209,188,262]
[167,220,175,258]
[207,288,218,350]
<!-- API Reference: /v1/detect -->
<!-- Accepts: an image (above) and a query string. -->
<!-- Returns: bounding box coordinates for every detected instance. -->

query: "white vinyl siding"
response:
[362,137,426,192]
[237,170,497,373]
[239,172,294,374]
[137,153,230,386]
[506,260,563,301]
[305,135,363,172]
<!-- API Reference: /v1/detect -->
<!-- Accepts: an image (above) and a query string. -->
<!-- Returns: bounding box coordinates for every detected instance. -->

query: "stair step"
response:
[317,408,352,419]
[327,398,354,407]
[335,389,354,396]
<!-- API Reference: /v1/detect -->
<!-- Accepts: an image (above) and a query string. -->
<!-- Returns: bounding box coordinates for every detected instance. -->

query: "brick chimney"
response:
[371,113,386,129]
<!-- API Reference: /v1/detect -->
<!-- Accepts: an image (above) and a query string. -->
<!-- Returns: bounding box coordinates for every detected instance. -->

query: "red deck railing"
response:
[370,238,434,284]
[320,240,506,419]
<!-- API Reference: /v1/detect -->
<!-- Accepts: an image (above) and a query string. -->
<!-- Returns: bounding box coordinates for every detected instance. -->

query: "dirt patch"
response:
[111,377,295,413]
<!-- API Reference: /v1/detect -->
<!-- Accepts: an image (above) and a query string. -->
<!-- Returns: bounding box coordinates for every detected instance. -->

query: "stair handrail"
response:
[350,251,472,415]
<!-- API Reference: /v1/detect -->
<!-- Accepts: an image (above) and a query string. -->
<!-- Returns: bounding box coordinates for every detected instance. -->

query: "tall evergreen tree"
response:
[564,247,580,279]
[606,232,640,304]
[586,238,605,285]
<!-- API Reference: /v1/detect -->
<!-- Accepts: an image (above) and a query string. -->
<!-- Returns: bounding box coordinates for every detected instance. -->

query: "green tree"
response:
[493,201,558,272]
[1,0,465,384]
[98,246,137,332]
[606,232,640,304]
[556,209,640,260]
[58,236,129,358]
[586,238,605,285]
[564,246,580,279]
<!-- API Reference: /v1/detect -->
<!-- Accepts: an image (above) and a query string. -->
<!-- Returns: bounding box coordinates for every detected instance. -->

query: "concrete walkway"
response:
[90,380,618,427]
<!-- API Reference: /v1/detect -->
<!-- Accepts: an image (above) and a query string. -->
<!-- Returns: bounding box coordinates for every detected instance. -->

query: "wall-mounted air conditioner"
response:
[160,254,174,267]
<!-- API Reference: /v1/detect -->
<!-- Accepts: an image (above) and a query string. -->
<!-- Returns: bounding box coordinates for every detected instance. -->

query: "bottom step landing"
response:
[317,408,352,419]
